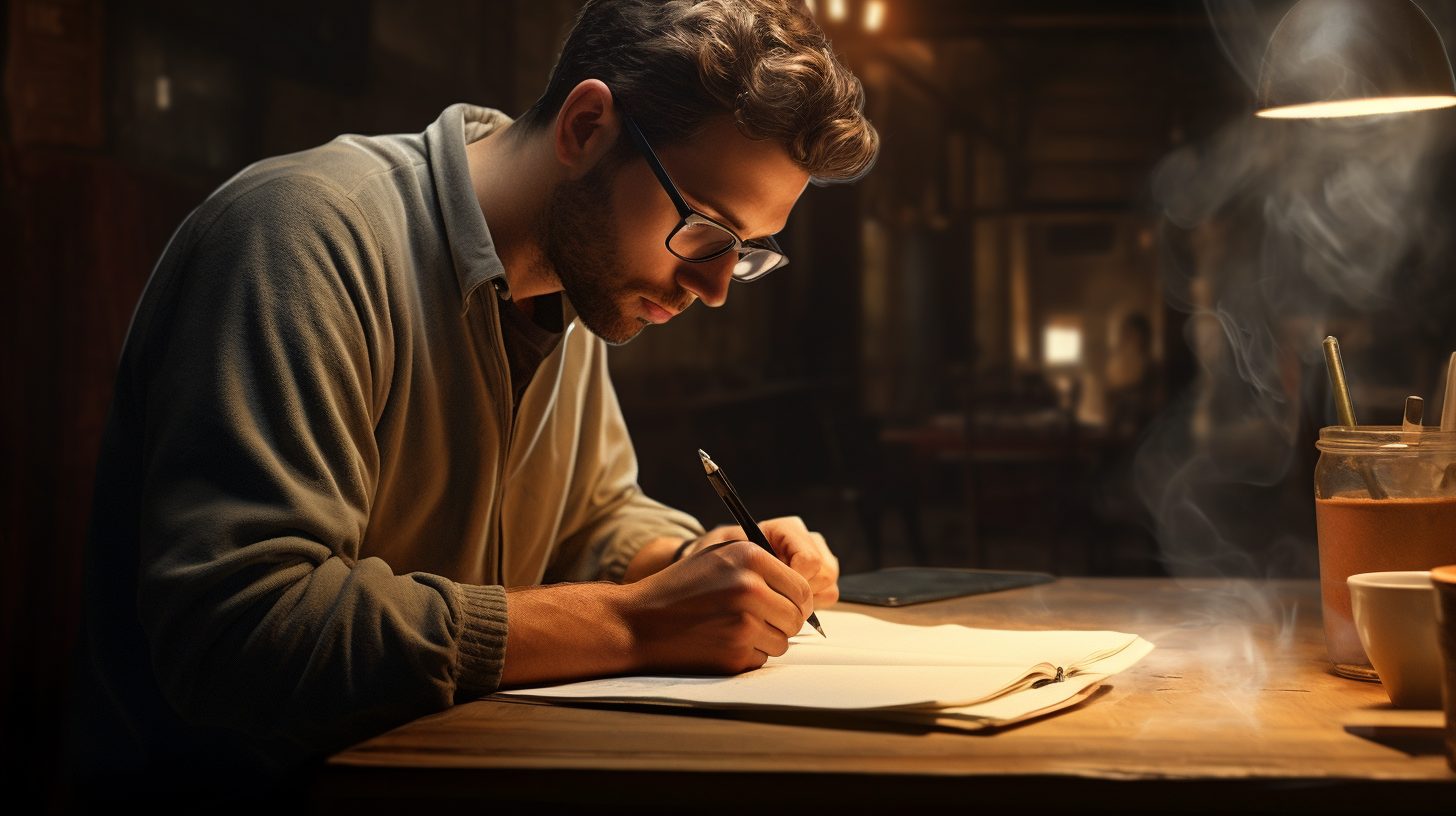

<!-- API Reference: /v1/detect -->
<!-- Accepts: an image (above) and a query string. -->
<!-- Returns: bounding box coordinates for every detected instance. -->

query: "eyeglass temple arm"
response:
[625,112,785,267]
[622,114,694,221]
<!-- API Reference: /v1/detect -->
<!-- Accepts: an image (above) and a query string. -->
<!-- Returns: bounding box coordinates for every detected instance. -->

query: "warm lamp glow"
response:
[1257,0,1456,120]
[1044,326,1082,366]
[864,0,885,32]
[827,0,847,23]
[1257,95,1456,118]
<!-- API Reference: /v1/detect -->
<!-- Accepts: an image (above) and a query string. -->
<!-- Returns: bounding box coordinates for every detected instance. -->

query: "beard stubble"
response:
[541,157,693,346]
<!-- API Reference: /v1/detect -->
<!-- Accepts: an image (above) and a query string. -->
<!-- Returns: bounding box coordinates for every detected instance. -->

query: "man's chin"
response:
[578,312,650,347]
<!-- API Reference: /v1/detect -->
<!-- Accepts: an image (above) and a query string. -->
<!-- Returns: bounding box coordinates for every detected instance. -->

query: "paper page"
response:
[497,610,1153,714]
[914,637,1154,725]
[498,663,1037,710]
[859,639,1154,729]
[775,609,1142,670]
[868,676,1106,730]
[1068,635,1154,677]
[938,671,1108,721]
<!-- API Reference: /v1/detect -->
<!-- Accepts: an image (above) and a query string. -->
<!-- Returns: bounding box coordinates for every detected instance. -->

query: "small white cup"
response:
[1348,571,1444,709]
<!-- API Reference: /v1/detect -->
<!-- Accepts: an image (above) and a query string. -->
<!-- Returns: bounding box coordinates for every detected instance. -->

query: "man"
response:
[72,0,878,797]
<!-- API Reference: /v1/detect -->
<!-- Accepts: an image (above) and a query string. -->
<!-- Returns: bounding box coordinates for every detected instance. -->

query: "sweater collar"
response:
[426,103,512,314]
[425,103,583,328]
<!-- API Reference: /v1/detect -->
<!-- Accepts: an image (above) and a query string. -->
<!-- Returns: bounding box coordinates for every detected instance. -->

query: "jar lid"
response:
[1317,425,1456,452]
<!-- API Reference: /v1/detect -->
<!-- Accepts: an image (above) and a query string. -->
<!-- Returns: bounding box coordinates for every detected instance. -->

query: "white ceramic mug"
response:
[1348,571,1444,709]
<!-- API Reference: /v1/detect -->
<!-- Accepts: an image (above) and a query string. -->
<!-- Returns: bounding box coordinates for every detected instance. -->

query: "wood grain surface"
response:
[316,578,1456,810]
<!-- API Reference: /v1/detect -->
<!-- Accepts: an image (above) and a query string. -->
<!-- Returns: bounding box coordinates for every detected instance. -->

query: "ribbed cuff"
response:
[453,582,508,697]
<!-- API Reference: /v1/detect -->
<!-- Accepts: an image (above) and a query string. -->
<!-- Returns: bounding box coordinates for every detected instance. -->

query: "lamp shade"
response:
[1257,0,1456,118]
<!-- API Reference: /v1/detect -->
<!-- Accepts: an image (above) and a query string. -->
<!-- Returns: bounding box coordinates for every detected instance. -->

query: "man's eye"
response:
[670,222,737,259]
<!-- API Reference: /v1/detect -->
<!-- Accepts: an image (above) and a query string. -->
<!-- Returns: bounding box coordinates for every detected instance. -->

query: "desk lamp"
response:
[1257,0,1456,118]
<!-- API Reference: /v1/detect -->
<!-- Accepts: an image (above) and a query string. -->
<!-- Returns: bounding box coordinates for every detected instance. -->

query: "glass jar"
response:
[1314,426,1456,680]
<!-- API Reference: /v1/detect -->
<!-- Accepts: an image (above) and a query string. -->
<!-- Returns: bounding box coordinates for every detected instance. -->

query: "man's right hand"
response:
[499,540,812,686]
[619,539,814,674]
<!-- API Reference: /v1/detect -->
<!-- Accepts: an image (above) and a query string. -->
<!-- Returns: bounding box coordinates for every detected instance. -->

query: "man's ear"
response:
[553,79,620,179]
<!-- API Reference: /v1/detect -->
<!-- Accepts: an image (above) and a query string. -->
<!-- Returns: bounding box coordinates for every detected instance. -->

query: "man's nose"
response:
[675,253,734,308]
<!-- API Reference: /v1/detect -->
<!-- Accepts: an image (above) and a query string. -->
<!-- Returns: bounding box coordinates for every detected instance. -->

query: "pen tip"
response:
[809,618,826,638]
[698,449,720,475]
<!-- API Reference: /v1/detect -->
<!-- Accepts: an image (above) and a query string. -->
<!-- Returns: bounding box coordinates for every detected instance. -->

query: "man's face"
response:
[545,115,810,345]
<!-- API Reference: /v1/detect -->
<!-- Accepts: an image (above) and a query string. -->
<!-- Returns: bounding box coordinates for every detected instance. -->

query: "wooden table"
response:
[312,578,1456,812]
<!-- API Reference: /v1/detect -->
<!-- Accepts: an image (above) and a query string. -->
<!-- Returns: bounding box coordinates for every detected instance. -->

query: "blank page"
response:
[497,610,1151,712]
[777,609,1142,670]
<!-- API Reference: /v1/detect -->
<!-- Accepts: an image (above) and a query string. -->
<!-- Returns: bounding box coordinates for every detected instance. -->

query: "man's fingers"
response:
[783,532,838,594]
[739,543,813,626]
[809,531,839,580]
[787,547,823,582]
[745,576,807,640]
[768,520,820,579]
[752,618,792,657]
[813,582,840,607]
[761,518,837,576]
[710,522,835,626]
[761,515,809,560]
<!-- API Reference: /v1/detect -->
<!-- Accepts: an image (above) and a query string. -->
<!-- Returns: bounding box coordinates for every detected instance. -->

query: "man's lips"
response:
[641,298,677,323]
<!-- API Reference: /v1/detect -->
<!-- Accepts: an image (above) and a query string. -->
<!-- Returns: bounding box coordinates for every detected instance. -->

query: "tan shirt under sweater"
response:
[73,104,704,790]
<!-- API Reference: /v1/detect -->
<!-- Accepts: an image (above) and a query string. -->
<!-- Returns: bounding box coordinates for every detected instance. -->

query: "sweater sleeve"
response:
[131,175,503,763]
[544,339,705,584]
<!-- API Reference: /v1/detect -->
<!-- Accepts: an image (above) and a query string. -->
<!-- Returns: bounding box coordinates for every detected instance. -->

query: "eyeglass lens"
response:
[667,221,785,281]
[668,221,737,260]
[734,251,782,281]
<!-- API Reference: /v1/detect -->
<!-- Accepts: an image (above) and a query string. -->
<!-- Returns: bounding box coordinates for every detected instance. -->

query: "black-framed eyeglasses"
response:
[622,113,788,282]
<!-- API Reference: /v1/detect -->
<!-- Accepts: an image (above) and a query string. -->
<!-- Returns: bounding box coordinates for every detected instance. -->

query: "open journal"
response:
[497,609,1154,730]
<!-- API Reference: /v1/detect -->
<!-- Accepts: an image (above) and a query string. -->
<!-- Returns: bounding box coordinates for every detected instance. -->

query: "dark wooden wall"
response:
[1,142,210,798]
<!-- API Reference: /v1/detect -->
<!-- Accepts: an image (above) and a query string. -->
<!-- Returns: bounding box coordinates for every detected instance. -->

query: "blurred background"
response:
[7,0,1456,795]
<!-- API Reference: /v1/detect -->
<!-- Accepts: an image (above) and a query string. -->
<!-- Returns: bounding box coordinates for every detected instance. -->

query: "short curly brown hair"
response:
[515,0,878,184]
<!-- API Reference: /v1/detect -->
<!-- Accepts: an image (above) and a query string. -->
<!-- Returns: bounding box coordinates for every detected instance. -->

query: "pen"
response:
[698,449,826,638]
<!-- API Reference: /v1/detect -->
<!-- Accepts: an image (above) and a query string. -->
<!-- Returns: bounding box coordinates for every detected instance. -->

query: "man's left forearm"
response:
[622,524,760,583]
[622,535,690,583]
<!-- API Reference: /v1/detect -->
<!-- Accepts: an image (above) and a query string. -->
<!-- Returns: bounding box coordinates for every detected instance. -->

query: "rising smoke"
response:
[1137,0,1456,581]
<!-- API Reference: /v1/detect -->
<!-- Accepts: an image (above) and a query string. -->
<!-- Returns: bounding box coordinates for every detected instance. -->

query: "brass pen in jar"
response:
[698,449,826,637]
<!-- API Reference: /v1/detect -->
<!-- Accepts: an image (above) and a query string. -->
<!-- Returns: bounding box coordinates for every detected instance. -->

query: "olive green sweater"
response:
[73,104,703,791]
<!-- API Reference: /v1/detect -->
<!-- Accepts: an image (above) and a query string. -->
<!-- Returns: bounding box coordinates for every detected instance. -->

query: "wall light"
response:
[827,0,847,24]
[864,0,886,33]
[1257,0,1456,118]
[1044,324,1082,367]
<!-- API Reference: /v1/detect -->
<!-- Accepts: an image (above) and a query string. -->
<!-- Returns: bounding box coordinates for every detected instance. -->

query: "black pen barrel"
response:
[710,474,771,552]
[704,460,825,637]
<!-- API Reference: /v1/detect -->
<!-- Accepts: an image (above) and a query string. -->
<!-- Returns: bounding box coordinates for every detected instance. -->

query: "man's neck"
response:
[465,124,564,303]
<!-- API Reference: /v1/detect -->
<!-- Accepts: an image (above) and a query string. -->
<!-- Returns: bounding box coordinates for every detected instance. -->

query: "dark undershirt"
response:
[496,290,565,414]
